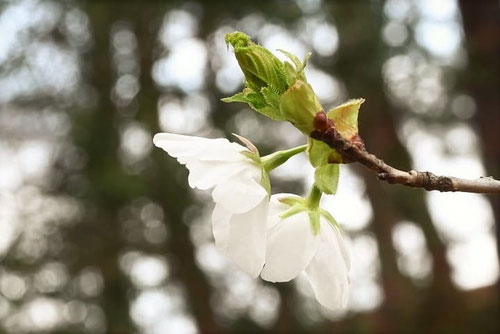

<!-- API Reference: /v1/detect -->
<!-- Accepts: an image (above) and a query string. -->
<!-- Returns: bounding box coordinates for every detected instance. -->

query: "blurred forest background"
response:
[0,0,499,333]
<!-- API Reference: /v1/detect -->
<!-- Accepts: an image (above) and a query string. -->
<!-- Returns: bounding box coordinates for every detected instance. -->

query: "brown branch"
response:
[311,112,500,194]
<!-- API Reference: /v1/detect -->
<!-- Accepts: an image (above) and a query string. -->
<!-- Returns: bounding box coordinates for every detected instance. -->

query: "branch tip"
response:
[312,125,500,194]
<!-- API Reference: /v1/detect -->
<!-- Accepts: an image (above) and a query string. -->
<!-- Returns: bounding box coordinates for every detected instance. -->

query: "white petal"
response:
[261,212,319,282]
[212,199,268,277]
[224,199,268,277]
[304,219,350,311]
[333,225,351,271]
[212,175,267,214]
[153,133,246,162]
[211,203,231,253]
[153,133,260,190]
[185,160,249,190]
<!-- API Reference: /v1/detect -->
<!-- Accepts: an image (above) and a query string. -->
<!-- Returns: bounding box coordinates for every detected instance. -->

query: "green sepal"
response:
[308,210,321,235]
[277,195,343,236]
[314,164,340,195]
[279,196,303,207]
[280,204,305,219]
[320,209,343,234]
[233,133,259,154]
[235,135,272,196]
[240,150,260,165]
[261,170,271,196]
[236,134,262,167]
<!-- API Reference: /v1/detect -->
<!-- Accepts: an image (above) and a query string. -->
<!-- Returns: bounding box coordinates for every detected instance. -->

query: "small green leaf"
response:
[223,88,284,121]
[261,86,281,110]
[277,49,310,73]
[244,90,267,108]
[299,53,311,74]
[277,49,310,84]
[282,61,297,87]
[221,92,247,104]
[277,49,302,69]
[308,139,330,166]
[314,164,340,195]
[308,139,345,165]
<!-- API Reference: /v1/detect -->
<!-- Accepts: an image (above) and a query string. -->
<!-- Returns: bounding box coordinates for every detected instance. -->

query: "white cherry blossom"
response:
[153,133,269,277]
[261,194,350,311]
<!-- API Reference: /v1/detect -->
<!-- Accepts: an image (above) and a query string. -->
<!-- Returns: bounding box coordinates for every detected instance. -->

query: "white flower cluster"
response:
[153,133,350,311]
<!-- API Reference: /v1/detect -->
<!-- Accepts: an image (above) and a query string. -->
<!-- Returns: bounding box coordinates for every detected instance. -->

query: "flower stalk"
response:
[262,144,307,172]
[306,184,323,209]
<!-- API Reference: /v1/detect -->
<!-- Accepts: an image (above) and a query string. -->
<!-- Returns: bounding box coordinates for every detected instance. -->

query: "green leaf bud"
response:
[225,31,289,94]
[279,80,324,135]
[223,32,314,124]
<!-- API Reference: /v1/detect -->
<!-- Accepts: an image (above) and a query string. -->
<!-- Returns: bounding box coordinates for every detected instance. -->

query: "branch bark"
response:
[311,112,500,194]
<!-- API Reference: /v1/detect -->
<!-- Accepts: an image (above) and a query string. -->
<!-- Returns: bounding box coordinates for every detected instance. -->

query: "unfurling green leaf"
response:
[327,98,365,140]
[223,32,316,126]
[261,86,280,110]
[221,91,247,104]
[222,88,285,121]
[314,164,340,195]
[277,49,311,84]
[225,31,289,94]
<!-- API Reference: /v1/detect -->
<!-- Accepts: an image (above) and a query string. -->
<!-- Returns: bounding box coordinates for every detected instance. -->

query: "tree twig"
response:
[310,112,500,194]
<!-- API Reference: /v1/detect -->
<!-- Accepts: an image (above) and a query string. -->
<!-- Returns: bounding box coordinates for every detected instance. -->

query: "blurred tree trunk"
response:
[459,0,500,323]
[129,3,223,332]
[74,5,134,333]
[64,3,222,332]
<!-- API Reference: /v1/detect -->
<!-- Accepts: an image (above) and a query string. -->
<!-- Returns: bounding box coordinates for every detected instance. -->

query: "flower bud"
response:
[279,80,324,135]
